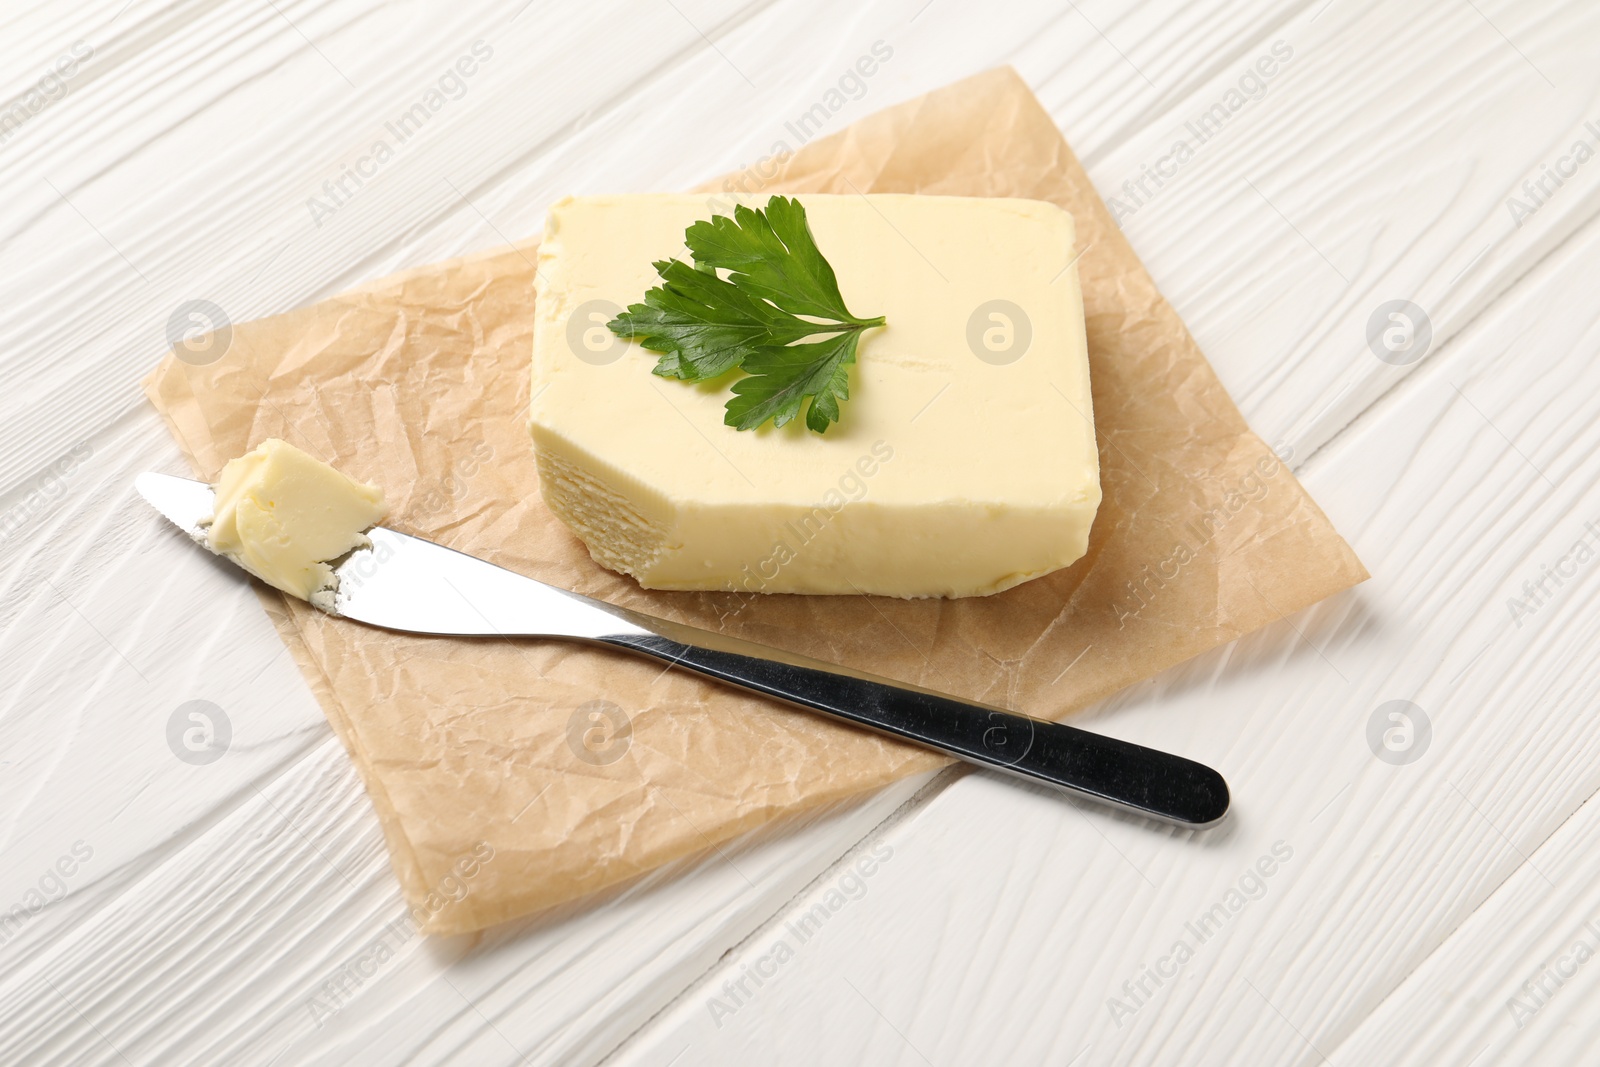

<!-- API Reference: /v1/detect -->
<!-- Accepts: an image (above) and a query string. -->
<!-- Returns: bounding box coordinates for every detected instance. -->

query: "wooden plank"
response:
[1340,780,1600,1065]
[1089,0,1600,464]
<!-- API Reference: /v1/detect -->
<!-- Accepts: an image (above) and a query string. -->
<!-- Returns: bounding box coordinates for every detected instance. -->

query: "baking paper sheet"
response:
[144,67,1366,934]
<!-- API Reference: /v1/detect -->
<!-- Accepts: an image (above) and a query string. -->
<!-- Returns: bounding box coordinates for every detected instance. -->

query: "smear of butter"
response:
[205,438,388,607]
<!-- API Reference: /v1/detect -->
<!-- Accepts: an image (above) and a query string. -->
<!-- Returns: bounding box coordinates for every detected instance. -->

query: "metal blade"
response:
[136,472,639,641]
[135,471,215,541]
[328,527,639,639]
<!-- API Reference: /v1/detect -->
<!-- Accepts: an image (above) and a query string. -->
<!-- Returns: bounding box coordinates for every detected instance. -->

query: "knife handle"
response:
[599,632,1229,828]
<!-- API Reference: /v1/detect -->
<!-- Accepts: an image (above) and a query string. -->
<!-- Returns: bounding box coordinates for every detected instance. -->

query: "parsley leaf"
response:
[607,196,884,433]
[609,259,819,381]
[727,331,861,433]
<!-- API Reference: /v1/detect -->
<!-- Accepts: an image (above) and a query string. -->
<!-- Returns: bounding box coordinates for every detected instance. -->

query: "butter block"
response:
[529,193,1099,598]
[205,438,388,606]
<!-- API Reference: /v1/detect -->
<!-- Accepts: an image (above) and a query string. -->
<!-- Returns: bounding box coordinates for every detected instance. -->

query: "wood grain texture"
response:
[5,0,1600,1064]
[1092,0,1600,465]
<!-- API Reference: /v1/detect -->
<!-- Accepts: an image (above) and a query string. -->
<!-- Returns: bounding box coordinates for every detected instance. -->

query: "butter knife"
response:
[137,472,1229,827]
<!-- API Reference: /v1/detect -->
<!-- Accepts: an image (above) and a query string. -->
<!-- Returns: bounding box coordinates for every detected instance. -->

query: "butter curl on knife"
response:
[201,438,387,610]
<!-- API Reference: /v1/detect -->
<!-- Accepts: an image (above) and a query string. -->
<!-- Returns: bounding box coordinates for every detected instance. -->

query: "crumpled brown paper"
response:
[143,66,1366,934]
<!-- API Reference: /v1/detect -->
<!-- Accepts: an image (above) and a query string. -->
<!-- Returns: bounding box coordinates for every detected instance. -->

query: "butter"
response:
[530,193,1099,598]
[205,438,388,607]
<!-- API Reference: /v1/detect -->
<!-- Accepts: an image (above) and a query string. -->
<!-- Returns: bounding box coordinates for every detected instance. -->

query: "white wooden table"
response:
[4,1,1599,1063]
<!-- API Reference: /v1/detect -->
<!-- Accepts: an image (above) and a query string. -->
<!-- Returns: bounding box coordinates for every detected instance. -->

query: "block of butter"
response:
[205,438,388,608]
[529,194,1099,598]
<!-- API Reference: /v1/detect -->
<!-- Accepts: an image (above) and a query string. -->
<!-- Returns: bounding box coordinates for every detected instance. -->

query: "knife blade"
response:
[137,471,1230,827]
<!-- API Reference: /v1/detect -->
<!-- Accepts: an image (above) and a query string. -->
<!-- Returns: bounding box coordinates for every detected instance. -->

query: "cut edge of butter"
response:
[203,438,388,610]
[531,423,679,581]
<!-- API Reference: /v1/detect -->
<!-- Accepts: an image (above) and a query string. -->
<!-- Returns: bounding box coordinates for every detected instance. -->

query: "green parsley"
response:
[607,196,885,434]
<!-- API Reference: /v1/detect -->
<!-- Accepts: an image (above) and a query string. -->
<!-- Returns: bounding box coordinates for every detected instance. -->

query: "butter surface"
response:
[206,438,388,606]
[530,193,1099,598]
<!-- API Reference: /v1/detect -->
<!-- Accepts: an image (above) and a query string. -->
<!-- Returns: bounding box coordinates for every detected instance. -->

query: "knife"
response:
[137,471,1229,828]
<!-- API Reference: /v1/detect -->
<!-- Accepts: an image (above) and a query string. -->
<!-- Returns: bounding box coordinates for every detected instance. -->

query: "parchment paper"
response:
[143,67,1366,935]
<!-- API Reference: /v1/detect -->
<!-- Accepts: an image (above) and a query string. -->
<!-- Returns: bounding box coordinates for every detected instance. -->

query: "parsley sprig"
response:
[607,196,885,434]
